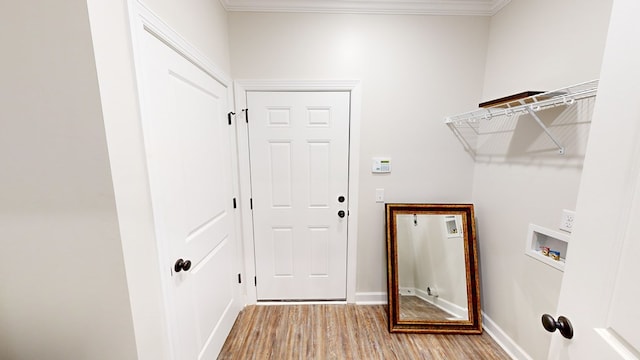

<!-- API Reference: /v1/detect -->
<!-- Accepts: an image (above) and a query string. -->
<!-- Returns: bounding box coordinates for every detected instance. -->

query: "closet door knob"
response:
[174,258,192,273]
[541,314,573,339]
[338,210,346,218]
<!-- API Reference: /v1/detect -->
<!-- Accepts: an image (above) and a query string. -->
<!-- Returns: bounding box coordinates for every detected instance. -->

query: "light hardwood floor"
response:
[218,304,511,359]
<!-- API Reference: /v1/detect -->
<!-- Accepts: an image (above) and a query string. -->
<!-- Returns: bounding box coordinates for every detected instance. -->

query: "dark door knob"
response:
[338,195,345,203]
[174,258,192,273]
[338,210,346,218]
[542,314,573,339]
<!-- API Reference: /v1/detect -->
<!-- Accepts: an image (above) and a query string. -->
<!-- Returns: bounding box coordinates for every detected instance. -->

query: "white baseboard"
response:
[482,312,532,360]
[355,292,387,304]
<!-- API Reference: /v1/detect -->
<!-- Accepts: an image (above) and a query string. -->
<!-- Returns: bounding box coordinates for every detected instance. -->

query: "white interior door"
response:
[137,28,241,359]
[247,91,350,300]
[548,0,640,358]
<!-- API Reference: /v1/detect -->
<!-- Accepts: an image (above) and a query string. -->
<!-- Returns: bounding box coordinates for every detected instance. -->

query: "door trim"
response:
[234,80,362,304]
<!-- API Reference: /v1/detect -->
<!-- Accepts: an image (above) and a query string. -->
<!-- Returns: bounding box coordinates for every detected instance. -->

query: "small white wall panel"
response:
[268,142,292,207]
[170,73,224,233]
[193,236,232,347]
[308,142,330,207]
[309,227,330,276]
[307,107,331,127]
[267,107,291,126]
[272,228,294,276]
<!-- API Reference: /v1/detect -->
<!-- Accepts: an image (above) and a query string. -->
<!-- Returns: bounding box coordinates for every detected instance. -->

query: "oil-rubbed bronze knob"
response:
[542,314,573,339]
[174,258,192,273]
[338,210,346,218]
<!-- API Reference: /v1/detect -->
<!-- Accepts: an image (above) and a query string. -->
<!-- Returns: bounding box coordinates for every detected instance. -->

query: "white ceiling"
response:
[219,0,511,16]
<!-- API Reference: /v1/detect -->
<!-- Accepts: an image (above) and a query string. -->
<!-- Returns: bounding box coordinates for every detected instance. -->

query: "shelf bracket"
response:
[524,106,565,155]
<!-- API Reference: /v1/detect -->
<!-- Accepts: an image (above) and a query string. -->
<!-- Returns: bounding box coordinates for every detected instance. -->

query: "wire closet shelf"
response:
[444,79,599,155]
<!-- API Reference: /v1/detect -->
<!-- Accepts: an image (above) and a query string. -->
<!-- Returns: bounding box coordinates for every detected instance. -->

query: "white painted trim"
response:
[133,1,231,85]
[355,292,388,305]
[482,312,532,360]
[234,79,362,92]
[490,0,511,14]
[346,83,361,303]
[231,90,256,305]
[219,0,511,16]
[234,80,362,305]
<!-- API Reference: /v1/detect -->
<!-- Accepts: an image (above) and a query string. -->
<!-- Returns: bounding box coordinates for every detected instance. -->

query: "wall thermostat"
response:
[372,157,391,173]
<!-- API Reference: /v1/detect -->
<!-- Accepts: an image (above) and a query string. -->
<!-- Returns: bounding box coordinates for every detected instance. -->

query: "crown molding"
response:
[220,0,511,16]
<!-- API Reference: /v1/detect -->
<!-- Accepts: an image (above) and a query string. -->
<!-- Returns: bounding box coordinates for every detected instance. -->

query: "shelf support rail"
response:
[524,105,565,155]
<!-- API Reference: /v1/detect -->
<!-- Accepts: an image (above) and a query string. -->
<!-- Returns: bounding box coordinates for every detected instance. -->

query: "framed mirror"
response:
[385,203,482,334]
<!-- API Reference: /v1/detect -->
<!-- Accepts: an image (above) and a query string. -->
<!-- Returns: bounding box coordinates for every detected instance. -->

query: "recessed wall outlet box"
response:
[559,209,576,233]
[372,157,391,173]
[525,223,570,271]
[375,188,384,203]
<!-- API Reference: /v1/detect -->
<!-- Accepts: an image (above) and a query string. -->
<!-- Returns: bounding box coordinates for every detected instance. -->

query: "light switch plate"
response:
[375,188,384,203]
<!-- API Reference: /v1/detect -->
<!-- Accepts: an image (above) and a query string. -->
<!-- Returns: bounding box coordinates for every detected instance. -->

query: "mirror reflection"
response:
[386,203,482,334]
[396,214,468,321]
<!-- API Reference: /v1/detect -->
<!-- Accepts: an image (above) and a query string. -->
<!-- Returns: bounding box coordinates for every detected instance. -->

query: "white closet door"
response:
[138,27,241,359]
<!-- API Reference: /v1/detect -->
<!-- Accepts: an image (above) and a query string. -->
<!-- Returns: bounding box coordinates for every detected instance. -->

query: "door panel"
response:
[138,29,240,359]
[308,142,331,206]
[247,91,350,300]
[549,0,640,358]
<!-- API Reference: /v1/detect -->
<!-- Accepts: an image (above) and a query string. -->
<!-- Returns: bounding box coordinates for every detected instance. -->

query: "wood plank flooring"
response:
[218,305,511,359]
[399,295,455,321]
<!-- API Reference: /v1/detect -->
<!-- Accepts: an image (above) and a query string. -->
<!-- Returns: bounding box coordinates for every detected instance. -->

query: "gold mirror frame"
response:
[385,203,482,334]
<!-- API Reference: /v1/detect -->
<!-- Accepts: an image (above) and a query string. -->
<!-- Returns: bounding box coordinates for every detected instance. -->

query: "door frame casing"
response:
[234,80,362,304]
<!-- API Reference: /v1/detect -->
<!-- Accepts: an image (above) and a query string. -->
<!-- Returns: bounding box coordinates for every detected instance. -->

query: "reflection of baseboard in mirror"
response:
[399,295,452,321]
[385,203,482,334]
[415,288,467,320]
[399,287,467,320]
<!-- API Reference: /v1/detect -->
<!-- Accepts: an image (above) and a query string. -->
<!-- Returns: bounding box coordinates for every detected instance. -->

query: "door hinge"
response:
[243,108,249,123]
[227,111,235,125]
[254,276,257,287]
[233,197,237,209]
[250,198,253,210]
[237,273,242,284]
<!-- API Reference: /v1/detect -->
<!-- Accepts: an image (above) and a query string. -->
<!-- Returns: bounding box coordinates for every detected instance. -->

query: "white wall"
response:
[426,216,467,309]
[0,1,137,359]
[228,12,489,298]
[0,0,233,359]
[472,0,613,359]
[396,215,419,290]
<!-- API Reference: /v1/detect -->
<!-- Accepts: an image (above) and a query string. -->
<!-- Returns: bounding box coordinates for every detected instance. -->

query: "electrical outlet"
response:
[559,209,575,233]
